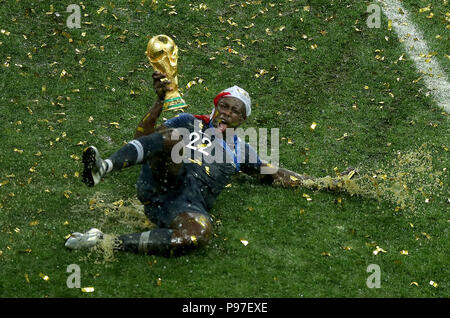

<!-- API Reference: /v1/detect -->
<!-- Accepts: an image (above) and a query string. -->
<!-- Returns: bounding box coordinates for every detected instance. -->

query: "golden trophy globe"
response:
[146,35,188,111]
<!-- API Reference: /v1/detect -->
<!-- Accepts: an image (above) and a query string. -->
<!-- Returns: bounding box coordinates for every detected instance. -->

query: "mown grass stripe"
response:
[377,0,450,113]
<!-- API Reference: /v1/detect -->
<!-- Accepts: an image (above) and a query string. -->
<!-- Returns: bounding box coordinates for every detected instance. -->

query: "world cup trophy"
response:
[146,35,188,111]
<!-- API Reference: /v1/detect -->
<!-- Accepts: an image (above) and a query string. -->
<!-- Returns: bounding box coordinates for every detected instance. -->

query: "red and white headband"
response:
[213,85,251,117]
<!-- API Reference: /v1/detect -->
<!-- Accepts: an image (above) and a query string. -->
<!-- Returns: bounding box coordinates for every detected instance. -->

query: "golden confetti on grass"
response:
[429,280,438,288]
[189,3,208,11]
[310,122,317,131]
[372,246,387,255]
[400,250,409,255]
[419,5,431,13]
[39,273,50,281]
[73,192,154,261]
[410,281,419,287]
[312,145,443,210]
[113,199,124,207]
[156,278,162,286]
[240,238,249,246]
[81,287,95,293]
[254,69,268,78]
[186,80,197,89]
[227,18,238,27]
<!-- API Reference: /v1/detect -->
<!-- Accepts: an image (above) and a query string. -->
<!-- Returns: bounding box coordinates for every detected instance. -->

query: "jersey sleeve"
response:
[163,113,195,129]
[240,142,262,175]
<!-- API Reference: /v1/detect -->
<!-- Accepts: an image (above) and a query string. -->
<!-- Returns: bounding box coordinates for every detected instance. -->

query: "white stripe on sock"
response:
[104,159,113,173]
[138,231,151,254]
[129,140,144,164]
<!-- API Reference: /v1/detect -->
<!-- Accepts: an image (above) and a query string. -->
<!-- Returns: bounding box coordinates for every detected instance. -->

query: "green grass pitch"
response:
[0,0,448,297]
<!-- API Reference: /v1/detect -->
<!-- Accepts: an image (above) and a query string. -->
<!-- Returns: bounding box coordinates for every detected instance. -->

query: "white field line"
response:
[377,0,449,113]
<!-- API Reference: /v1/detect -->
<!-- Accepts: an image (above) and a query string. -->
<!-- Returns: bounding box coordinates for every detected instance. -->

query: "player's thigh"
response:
[157,127,185,152]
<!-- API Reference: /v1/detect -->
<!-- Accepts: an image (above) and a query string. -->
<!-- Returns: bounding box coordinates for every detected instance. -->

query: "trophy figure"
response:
[146,35,188,111]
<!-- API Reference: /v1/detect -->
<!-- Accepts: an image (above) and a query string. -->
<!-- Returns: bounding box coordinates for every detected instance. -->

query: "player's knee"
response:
[171,212,213,247]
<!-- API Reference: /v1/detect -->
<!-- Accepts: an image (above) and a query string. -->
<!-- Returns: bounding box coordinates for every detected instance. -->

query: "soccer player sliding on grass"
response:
[65,72,356,255]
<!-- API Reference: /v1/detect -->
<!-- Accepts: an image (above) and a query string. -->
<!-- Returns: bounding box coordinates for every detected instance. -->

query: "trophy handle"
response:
[169,45,178,68]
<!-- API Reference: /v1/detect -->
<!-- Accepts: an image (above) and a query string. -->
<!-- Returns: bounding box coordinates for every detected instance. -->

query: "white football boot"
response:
[65,228,104,250]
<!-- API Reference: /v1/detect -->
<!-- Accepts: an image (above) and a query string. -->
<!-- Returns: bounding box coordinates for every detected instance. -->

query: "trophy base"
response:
[166,104,189,111]
[164,96,188,111]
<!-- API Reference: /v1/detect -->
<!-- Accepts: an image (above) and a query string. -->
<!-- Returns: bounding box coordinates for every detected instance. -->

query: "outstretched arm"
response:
[256,162,356,191]
[257,162,309,187]
[134,71,172,139]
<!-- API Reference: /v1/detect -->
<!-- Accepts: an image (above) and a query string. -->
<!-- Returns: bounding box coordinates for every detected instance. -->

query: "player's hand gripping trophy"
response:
[146,35,187,111]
